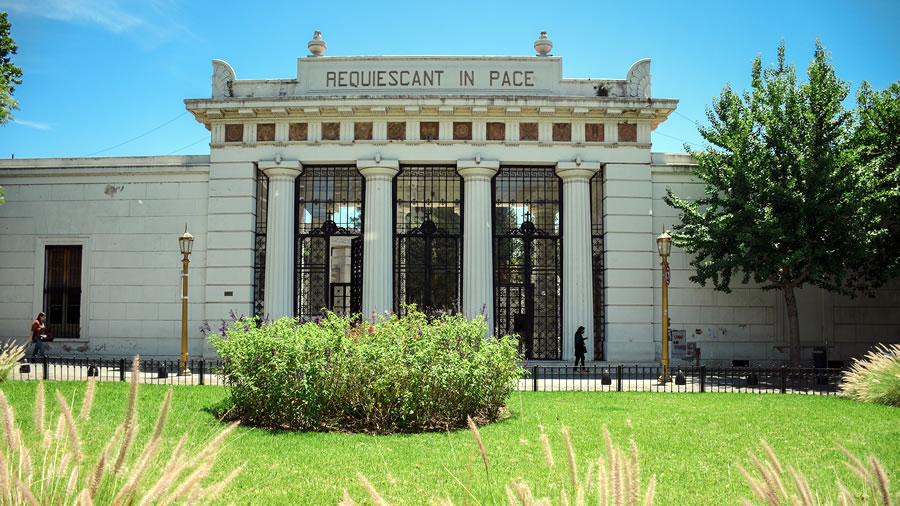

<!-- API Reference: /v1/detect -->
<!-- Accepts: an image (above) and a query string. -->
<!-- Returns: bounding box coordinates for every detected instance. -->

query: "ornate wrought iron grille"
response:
[591,170,605,360]
[44,245,82,338]
[493,166,562,360]
[295,166,364,321]
[394,166,463,315]
[252,168,268,318]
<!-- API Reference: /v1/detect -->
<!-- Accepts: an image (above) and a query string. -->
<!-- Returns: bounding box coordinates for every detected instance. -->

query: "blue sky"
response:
[1,0,898,159]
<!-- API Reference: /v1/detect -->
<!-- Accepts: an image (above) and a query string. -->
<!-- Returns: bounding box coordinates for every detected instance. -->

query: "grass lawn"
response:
[1,381,898,504]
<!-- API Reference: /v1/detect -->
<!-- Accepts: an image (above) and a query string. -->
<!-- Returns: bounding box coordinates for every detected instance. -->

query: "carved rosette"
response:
[453,122,472,140]
[520,123,538,141]
[585,123,604,142]
[256,123,275,142]
[487,122,506,141]
[354,122,373,140]
[420,122,439,141]
[552,123,571,142]
[289,123,308,141]
[322,122,340,141]
[618,123,637,143]
[387,122,406,141]
[225,124,243,143]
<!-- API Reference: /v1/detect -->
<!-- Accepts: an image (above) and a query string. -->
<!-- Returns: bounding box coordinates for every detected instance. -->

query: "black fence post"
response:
[780,366,787,394]
[199,360,205,386]
[42,356,49,380]
[700,366,706,393]
[120,358,126,382]
[616,365,623,392]
[532,366,538,392]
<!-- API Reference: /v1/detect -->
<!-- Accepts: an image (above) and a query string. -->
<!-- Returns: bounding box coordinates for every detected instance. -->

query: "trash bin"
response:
[812,346,827,369]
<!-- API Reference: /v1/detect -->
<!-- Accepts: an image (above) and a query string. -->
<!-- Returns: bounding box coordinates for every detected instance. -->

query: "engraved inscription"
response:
[420,121,439,141]
[354,122,373,140]
[322,122,341,141]
[618,123,637,143]
[289,122,308,141]
[552,123,571,142]
[585,123,604,142]
[257,123,275,142]
[225,124,243,143]
[387,122,406,141]
[453,122,472,140]
[520,122,538,141]
[486,122,505,141]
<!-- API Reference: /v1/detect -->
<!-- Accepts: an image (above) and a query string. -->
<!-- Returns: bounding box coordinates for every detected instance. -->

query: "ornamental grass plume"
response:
[0,340,26,383]
[0,355,244,505]
[840,343,900,407]
[341,423,656,506]
[738,439,897,506]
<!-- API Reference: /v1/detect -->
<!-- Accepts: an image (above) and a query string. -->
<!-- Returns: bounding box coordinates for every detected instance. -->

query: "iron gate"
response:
[252,168,268,318]
[295,166,364,321]
[591,171,605,360]
[394,166,463,315]
[493,166,562,360]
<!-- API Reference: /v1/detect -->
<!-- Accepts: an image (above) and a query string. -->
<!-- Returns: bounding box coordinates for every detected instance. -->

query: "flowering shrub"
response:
[207,307,525,432]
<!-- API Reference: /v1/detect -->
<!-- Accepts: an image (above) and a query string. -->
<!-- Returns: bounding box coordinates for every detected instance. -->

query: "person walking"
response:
[574,325,587,372]
[30,312,48,361]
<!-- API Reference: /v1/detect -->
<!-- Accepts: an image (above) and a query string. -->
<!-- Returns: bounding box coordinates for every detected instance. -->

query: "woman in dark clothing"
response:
[574,325,587,371]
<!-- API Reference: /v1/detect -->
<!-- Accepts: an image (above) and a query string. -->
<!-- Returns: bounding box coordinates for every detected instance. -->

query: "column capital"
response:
[457,160,499,180]
[260,160,302,181]
[357,159,400,179]
[556,162,601,182]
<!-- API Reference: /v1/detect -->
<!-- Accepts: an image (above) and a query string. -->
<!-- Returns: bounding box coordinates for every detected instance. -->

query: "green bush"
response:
[840,343,900,407]
[208,307,525,432]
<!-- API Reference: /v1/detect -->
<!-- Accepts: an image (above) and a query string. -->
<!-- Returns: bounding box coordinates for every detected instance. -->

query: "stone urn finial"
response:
[308,31,326,57]
[534,31,552,56]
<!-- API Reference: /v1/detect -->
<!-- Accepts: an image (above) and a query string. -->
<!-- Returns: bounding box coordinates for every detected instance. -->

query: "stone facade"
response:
[0,46,896,363]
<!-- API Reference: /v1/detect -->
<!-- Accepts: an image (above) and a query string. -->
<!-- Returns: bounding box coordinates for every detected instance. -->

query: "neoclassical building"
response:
[1,33,896,363]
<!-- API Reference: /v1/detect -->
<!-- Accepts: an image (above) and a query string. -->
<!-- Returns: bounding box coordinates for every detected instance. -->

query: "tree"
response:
[0,12,23,125]
[665,40,898,366]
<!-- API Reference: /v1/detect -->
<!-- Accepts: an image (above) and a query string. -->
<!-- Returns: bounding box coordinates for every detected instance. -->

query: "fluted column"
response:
[358,159,400,318]
[457,160,500,335]
[557,162,601,361]
[259,161,302,319]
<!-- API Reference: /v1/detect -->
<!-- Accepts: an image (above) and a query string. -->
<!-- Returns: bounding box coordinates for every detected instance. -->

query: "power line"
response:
[652,130,705,148]
[674,110,701,124]
[165,134,210,155]
[85,111,189,156]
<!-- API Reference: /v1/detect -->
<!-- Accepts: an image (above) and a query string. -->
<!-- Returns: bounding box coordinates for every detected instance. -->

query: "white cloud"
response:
[12,119,51,130]
[0,0,143,33]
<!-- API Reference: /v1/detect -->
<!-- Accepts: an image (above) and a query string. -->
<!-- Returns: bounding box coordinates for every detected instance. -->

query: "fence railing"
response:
[12,358,846,395]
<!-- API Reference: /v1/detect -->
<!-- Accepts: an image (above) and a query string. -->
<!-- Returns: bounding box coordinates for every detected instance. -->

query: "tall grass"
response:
[0,356,244,505]
[841,343,900,407]
[0,340,26,383]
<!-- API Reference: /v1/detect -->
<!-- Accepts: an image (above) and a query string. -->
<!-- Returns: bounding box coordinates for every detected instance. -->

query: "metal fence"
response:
[11,358,845,395]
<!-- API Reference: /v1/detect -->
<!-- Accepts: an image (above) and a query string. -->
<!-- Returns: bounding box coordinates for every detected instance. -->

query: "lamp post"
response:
[656,228,672,383]
[178,224,194,376]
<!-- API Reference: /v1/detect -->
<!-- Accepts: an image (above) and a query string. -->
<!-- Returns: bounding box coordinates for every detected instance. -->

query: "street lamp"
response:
[656,228,673,383]
[178,224,194,376]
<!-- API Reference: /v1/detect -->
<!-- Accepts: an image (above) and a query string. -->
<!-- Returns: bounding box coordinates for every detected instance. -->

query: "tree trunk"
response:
[783,285,801,367]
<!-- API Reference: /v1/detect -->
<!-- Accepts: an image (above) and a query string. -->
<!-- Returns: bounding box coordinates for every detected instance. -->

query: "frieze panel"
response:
[520,122,538,141]
[487,122,506,141]
[322,122,340,141]
[585,123,604,142]
[420,122,439,141]
[289,122,308,141]
[256,123,275,142]
[387,122,406,141]
[225,124,243,143]
[354,122,373,140]
[453,122,472,140]
[618,123,637,143]
[552,123,571,142]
